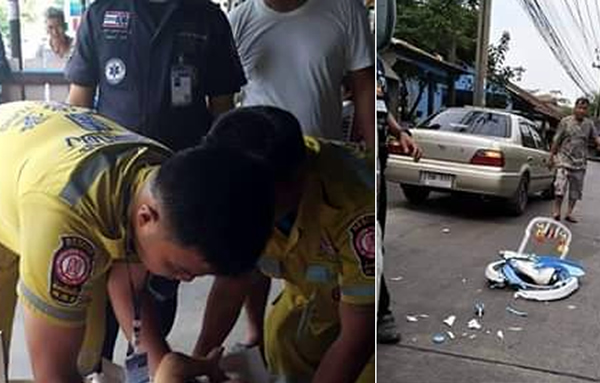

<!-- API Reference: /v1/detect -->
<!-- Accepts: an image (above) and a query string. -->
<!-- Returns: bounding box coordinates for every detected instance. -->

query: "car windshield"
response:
[418,109,511,138]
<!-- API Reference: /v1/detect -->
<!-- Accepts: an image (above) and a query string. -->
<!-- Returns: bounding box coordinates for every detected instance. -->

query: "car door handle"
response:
[527,156,533,162]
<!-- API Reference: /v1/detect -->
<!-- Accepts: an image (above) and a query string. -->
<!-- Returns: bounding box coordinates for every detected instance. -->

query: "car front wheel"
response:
[401,184,430,204]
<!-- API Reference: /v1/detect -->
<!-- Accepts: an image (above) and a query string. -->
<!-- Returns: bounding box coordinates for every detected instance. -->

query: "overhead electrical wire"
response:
[517,0,599,95]
[582,0,600,53]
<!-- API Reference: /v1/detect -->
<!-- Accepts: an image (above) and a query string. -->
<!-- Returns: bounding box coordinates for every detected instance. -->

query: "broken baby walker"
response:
[485,217,585,301]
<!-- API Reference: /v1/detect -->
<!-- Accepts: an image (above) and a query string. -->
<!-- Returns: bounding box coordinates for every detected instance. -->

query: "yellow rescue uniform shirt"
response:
[259,137,375,334]
[0,101,171,327]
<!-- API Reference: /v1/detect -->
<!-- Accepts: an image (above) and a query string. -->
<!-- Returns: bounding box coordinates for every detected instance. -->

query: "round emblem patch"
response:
[349,214,375,277]
[105,58,126,85]
[354,226,375,259]
[55,248,92,286]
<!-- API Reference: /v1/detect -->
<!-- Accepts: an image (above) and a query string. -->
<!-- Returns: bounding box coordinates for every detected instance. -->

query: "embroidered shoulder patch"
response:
[49,236,95,306]
[348,214,375,277]
[66,112,110,132]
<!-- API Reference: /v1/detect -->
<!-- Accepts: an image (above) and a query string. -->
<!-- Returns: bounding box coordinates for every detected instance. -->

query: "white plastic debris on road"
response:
[443,315,456,327]
[467,319,482,330]
[496,330,504,341]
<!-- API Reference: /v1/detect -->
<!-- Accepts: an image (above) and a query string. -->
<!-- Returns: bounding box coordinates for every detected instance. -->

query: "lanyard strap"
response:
[125,254,147,354]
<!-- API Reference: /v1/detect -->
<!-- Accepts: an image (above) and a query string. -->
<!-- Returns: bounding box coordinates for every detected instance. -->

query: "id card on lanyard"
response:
[125,260,150,383]
[171,55,194,107]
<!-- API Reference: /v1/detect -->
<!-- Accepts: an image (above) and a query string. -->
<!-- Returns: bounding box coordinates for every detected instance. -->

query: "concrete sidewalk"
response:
[9,277,281,379]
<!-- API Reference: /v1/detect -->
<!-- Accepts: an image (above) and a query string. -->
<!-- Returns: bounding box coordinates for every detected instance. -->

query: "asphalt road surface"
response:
[379,161,600,383]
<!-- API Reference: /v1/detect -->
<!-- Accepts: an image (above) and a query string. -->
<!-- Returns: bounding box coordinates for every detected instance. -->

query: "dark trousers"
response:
[101,276,179,360]
[377,149,392,322]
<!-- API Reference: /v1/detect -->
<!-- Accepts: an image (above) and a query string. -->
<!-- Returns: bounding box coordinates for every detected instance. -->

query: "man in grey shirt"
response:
[550,97,600,222]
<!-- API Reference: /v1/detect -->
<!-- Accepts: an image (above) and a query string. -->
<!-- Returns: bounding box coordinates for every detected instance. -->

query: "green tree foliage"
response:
[487,31,525,90]
[0,3,9,40]
[588,92,600,117]
[395,0,479,64]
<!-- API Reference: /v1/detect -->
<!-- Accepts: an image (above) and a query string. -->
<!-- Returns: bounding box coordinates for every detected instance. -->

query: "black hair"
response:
[153,146,275,276]
[45,7,66,26]
[205,106,306,182]
[575,97,590,107]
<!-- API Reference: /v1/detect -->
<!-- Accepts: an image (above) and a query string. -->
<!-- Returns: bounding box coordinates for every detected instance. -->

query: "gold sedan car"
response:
[385,107,555,215]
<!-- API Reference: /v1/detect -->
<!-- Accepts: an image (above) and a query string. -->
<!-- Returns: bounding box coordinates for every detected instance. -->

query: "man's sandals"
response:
[565,216,579,223]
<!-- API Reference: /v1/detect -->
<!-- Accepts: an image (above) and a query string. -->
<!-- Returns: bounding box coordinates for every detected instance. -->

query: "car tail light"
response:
[387,140,410,156]
[471,150,504,167]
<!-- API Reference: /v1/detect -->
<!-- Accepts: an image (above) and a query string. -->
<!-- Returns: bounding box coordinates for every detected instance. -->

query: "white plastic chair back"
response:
[517,217,572,259]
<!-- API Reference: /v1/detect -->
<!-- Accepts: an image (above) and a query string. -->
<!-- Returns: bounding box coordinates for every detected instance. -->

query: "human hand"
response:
[398,131,423,162]
[548,155,556,169]
[154,348,226,383]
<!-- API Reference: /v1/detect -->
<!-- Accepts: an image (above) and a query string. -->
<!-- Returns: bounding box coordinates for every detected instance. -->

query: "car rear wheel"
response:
[506,176,529,216]
[401,184,430,204]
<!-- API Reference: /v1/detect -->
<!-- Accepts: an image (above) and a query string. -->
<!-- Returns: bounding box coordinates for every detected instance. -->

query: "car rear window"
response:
[418,109,510,138]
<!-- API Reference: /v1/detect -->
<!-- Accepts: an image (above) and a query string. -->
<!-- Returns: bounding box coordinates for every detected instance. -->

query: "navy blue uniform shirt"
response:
[66,0,246,151]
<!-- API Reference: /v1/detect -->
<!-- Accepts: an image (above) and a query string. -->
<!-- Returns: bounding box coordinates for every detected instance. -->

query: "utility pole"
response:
[592,49,600,117]
[7,0,22,71]
[473,0,492,107]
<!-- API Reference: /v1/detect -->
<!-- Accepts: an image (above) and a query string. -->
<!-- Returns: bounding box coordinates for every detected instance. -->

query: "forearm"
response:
[154,352,212,383]
[311,303,375,383]
[550,142,559,156]
[23,305,85,383]
[243,272,271,346]
[107,265,169,373]
[350,67,376,150]
[311,335,373,383]
[67,84,94,108]
[193,275,251,357]
[386,113,403,139]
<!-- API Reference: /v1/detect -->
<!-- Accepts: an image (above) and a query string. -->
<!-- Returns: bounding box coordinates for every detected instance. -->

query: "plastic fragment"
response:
[508,327,523,332]
[443,315,456,327]
[446,331,455,340]
[497,330,504,341]
[390,276,404,281]
[567,305,577,310]
[474,302,485,317]
[467,319,482,330]
[506,305,528,317]
[406,315,418,322]
[432,333,446,344]
[442,228,450,234]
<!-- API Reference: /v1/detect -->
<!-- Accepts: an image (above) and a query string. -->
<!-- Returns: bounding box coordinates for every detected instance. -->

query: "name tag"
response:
[171,64,194,107]
[125,352,149,383]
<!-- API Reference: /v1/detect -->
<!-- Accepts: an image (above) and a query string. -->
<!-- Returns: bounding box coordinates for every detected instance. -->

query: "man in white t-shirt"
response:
[229,0,375,147]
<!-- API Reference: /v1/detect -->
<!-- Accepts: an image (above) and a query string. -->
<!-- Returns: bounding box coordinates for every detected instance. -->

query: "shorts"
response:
[554,168,585,201]
[0,243,106,374]
[265,287,374,383]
